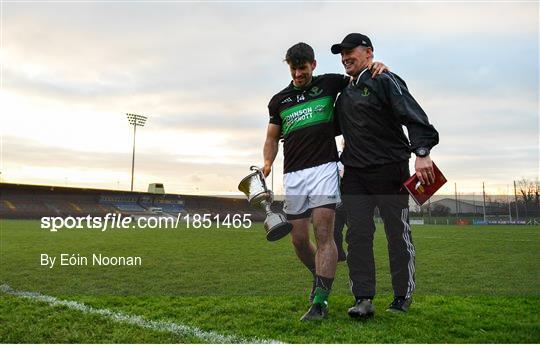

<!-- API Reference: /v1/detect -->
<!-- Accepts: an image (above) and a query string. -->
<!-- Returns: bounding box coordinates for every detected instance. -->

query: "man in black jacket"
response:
[331,33,439,317]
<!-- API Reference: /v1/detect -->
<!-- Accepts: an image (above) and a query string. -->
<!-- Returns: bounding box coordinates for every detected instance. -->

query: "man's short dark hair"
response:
[285,42,315,67]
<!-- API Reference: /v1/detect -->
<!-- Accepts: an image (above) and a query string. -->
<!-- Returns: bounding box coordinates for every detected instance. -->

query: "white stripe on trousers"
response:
[401,208,416,299]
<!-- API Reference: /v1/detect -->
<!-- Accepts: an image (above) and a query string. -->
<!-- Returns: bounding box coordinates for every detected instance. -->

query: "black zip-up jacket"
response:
[335,68,439,168]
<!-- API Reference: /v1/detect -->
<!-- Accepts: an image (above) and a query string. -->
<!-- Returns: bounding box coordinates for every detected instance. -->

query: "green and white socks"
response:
[313,275,334,308]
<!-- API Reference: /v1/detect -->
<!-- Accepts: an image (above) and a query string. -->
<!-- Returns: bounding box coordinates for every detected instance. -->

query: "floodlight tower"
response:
[126,113,148,191]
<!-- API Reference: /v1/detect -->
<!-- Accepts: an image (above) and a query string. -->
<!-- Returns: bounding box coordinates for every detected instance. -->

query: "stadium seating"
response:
[0,183,262,220]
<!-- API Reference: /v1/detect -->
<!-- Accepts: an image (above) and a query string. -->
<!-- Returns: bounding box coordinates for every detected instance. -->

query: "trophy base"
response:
[265,221,293,242]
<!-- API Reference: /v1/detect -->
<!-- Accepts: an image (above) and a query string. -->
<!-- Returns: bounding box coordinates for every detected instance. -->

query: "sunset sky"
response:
[0,1,538,196]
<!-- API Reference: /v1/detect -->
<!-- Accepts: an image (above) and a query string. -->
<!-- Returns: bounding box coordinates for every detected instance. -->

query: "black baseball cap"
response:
[331,33,373,54]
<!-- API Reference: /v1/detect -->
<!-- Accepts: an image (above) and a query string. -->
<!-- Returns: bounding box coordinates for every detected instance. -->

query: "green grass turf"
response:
[0,293,201,343]
[1,219,539,343]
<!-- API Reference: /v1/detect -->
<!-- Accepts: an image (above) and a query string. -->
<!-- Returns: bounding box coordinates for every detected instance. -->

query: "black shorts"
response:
[286,203,336,220]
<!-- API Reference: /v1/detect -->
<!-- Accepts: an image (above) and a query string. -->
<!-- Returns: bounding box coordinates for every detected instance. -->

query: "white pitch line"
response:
[1,284,283,344]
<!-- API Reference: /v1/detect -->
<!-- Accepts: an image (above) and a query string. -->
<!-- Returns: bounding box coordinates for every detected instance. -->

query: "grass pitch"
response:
[1,219,539,343]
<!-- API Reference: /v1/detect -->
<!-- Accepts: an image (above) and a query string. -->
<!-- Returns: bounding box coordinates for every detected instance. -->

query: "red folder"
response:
[403,162,447,206]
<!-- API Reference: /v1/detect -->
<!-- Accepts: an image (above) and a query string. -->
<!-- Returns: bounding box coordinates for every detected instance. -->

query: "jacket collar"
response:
[352,67,370,86]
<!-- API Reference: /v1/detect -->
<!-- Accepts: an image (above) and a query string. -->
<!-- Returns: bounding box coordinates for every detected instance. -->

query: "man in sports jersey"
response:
[263,42,387,321]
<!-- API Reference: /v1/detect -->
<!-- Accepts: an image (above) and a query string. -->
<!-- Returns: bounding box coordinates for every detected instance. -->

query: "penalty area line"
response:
[0,283,283,344]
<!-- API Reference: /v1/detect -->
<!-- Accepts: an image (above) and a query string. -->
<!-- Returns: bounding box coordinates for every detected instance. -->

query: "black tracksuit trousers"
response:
[333,202,348,256]
[342,160,416,299]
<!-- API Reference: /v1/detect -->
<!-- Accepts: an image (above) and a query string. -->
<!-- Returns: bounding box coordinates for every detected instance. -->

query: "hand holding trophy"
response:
[238,166,292,241]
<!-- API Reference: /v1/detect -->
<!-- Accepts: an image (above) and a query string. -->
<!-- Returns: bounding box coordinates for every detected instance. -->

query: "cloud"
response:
[2,2,538,193]
[1,134,267,194]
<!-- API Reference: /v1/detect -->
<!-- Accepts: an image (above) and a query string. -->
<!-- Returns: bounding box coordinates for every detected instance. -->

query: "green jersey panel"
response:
[280,96,334,136]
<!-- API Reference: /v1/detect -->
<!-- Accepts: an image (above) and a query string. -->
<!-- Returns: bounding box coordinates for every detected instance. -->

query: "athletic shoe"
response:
[300,303,328,321]
[386,297,412,313]
[348,299,375,318]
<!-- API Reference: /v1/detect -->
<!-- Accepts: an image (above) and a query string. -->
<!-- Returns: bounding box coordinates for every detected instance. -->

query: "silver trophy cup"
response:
[238,166,292,241]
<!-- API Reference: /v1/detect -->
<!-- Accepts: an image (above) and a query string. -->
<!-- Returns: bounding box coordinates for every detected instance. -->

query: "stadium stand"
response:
[99,194,147,213]
[0,183,265,221]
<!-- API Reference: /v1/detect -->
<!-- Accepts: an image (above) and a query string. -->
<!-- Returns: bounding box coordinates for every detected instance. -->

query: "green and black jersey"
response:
[268,74,349,173]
